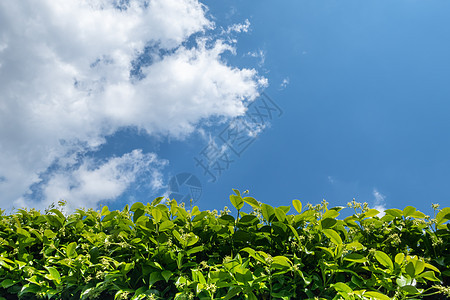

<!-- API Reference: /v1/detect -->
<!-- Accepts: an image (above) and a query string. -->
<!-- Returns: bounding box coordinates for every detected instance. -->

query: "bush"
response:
[0,190,449,299]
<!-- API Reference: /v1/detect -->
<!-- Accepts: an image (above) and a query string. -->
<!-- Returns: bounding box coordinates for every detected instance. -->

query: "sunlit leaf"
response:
[384,208,403,218]
[403,206,416,218]
[274,207,286,222]
[292,199,302,213]
[374,251,393,270]
[66,242,77,258]
[344,253,368,263]
[395,253,405,265]
[323,229,342,245]
[362,209,380,218]
[323,210,339,219]
[230,195,244,210]
[364,291,391,300]
[243,197,259,208]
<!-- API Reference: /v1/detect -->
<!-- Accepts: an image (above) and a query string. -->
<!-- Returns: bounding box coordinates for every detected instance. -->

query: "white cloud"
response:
[15,150,166,212]
[327,176,335,184]
[247,49,266,67]
[0,0,266,211]
[225,19,250,34]
[373,188,387,217]
[280,77,290,89]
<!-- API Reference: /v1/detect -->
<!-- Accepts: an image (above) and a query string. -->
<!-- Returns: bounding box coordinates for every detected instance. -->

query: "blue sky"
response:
[1,0,449,216]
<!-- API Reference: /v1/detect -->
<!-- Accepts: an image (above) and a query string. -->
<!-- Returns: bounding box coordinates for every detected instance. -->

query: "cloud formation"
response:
[373,189,387,217]
[0,0,266,211]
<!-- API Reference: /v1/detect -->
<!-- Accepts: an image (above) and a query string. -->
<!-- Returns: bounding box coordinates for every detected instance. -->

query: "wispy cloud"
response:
[224,19,250,34]
[372,189,387,217]
[247,49,266,67]
[327,176,336,184]
[279,77,290,90]
[0,0,266,211]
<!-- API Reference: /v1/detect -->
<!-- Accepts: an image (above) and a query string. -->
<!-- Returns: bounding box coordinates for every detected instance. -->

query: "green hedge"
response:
[0,190,449,299]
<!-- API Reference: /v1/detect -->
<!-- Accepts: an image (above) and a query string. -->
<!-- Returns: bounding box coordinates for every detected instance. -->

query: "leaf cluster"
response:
[0,191,449,299]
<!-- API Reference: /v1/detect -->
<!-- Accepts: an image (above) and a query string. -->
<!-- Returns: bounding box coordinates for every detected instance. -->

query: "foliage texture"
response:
[0,190,449,299]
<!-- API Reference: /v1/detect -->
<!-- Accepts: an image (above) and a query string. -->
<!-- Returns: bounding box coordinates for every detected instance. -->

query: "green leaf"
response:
[219,214,235,224]
[403,206,416,218]
[44,266,61,284]
[162,270,173,283]
[235,268,252,283]
[151,196,164,207]
[321,218,337,229]
[230,195,244,210]
[344,253,368,263]
[406,262,415,278]
[172,230,183,245]
[384,208,403,218]
[364,291,391,300]
[395,253,405,265]
[243,197,259,208]
[272,256,292,269]
[374,251,393,270]
[246,291,258,300]
[424,263,440,273]
[414,259,425,275]
[317,246,334,258]
[240,247,256,258]
[186,246,204,256]
[323,210,339,219]
[362,209,380,218]
[101,206,110,216]
[232,189,241,198]
[66,242,77,258]
[49,209,65,222]
[159,220,174,232]
[323,229,342,245]
[401,285,420,295]
[130,202,145,212]
[274,207,286,222]
[238,215,258,224]
[224,287,242,300]
[103,211,119,222]
[151,208,162,223]
[19,284,41,297]
[287,224,301,242]
[122,262,134,274]
[436,207,450,225]
[16,228,30,238]
[292,199,302,213]
[417,270,440,281]
[279,205,291,214]
[1,279,17,288]
[44,229,57,239]
[191,206,200,216]
[176,206,189,220]
[332,282,353,293]
[346,241,364,251]
[261,203,275,223]
[149,271,163,287]
[133,208,145,223]
[410,210,426,219]
[185,233,199,247]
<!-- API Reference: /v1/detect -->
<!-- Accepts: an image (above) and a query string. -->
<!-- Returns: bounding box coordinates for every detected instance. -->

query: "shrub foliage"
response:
[0,190,449,299]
